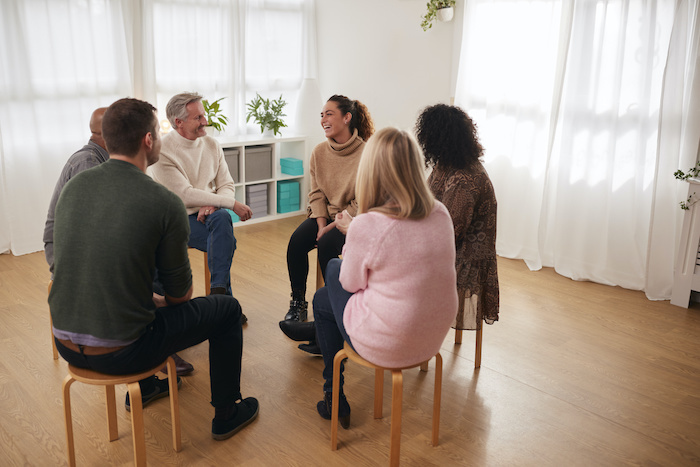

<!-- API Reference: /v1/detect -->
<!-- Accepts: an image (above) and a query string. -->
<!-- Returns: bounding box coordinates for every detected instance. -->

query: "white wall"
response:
[315,0,459,134]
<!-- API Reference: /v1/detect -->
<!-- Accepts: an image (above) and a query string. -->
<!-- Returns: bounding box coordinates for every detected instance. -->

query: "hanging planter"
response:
[437,6,454,22]
[421,0,456,31]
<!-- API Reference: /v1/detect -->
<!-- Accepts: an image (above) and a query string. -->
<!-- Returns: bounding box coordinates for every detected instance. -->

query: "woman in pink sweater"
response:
[312,127,458,429]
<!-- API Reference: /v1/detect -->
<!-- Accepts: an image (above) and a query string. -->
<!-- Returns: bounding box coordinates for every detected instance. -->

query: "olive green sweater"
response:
[49,159,192,345]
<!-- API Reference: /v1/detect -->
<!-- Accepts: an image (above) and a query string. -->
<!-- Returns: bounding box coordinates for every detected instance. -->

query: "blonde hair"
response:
[356,127,434,219]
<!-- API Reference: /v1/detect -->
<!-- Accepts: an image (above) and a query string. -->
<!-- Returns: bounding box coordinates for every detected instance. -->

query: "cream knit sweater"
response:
[150,131,237,215]
[308,129,365,220]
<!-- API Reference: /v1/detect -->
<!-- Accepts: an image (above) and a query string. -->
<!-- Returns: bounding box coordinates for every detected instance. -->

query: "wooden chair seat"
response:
[331,342,442,466]
[62,357,181,466]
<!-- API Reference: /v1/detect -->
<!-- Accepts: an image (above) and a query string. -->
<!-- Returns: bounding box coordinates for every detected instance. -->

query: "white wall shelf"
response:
[216,134,307,226]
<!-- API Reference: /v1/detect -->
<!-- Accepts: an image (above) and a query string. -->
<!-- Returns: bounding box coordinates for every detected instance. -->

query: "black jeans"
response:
[313,258,354,393]
[287,217,345,295]
[55,294,243,408]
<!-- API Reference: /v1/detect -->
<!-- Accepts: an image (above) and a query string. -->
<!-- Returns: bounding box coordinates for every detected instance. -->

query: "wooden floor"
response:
[1,214,700,466]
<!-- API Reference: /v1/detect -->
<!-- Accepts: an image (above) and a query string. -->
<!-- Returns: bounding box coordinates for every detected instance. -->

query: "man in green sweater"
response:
[49,97,258,440]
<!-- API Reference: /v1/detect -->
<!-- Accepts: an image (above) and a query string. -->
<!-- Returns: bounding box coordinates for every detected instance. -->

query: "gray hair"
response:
[166,92,203,128]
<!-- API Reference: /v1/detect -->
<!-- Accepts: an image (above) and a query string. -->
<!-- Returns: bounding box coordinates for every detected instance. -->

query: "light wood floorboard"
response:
[0,215,699,466]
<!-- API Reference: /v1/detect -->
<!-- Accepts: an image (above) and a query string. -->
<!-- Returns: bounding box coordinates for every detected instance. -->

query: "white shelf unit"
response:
[216,134,307,225]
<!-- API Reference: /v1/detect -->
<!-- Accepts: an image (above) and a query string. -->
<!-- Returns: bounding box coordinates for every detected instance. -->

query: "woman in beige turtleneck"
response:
[279,95,374,344]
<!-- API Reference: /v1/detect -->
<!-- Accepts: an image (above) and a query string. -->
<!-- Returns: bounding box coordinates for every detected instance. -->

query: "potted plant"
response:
[421,0,456,31]
[246,93,288,136]
[674,161,700,210]
[202,97,229,134]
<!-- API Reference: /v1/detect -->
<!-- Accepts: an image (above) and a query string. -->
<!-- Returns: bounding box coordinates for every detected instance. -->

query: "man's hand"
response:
[197,206,218,223]
[153,293,167,308]
[233,201,253,221]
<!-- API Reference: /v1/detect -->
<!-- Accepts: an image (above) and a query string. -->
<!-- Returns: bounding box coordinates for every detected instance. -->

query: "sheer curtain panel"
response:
[0,0,316,256]
[0,0,133,256]
[454,0,700,300]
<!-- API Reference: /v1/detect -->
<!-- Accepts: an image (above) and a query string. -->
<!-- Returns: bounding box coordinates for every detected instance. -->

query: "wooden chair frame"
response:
[331,343,442,466]
[62,357,181,466]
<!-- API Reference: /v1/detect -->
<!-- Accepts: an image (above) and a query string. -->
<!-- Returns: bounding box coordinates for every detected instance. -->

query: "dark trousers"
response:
[287,217,345,295]
[55,295,243,407]
[313,258,354,393]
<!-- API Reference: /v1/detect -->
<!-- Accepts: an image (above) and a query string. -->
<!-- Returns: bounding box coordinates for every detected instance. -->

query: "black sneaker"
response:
[125,375,182,412]
[241,313,248,325]
[211,397,260,440]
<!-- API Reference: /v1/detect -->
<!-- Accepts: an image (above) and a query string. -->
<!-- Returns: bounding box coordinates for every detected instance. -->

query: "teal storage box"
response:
[277,180,301,213]
[280,157,304,176]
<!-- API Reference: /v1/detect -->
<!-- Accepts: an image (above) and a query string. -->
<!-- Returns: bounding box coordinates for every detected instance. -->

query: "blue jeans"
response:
[188,210,236,293]
[55,295,244,407]
[313,258,354,393]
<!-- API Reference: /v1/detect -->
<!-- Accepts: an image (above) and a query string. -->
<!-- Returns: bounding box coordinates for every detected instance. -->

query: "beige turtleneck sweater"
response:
[308,129,365,220]
[150,131,237,215]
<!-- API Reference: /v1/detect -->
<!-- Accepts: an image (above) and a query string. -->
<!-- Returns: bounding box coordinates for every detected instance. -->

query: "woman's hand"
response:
[317,220,336,241]
[335,210,353,235]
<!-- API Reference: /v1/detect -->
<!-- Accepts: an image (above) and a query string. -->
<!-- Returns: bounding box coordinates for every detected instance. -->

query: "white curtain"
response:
[0,0,316,257]
[454,0,699,300]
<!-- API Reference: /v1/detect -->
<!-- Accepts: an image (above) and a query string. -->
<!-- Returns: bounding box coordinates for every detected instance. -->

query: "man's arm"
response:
[165,285,193,306]
[44,147,105,274]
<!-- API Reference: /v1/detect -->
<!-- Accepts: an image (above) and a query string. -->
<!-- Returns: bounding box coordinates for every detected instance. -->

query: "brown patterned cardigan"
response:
[429,162,499,329]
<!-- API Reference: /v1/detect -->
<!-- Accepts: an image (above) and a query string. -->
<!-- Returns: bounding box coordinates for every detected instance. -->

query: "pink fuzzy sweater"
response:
[340,201,458,368]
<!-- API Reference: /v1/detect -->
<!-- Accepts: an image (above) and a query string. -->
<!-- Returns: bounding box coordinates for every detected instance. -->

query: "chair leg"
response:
[127,382,147,466]
[166,357,182,451]
[455,288,465,345]
[420,361,429,372]
[203,251,210,294]
[475,326,483,368]
[389,370,403,467]
[432,353,443,446]
[51,317,59,360]
[105,384,118,441]
[454,329,463,344]
[373,368,384,418]
[331,349,346,451]
[316,256,324,290]
[62,375,77,467]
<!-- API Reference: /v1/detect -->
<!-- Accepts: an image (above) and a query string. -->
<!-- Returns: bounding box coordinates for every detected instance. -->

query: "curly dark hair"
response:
[328,94,375,141]
[414,104,483,170]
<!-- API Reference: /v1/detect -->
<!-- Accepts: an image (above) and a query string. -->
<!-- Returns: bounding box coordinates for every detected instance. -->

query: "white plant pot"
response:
[205,126,219,136]
[437,6,454,22]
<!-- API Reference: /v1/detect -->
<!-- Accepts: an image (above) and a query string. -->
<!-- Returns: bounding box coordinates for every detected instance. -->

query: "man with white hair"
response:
[150,92,252,323]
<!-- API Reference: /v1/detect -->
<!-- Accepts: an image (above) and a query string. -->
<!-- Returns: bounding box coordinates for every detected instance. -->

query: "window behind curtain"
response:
[150,0,306,135]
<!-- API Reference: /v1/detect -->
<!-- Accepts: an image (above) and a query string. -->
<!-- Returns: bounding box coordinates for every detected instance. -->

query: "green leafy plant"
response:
[202,97,229,132]
[421,0,456,31]
[245,93,288,136]
[674,161,700,210]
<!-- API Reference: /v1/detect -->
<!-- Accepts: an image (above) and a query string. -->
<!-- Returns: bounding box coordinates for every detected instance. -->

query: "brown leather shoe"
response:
[161,353,194,376]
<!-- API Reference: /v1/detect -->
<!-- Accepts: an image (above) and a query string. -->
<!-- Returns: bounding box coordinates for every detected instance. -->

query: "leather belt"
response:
[57,338,126,356]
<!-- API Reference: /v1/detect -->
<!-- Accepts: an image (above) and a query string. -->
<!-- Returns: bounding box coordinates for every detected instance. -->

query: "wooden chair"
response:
[189,248,210,294]
[436,289,484,369]
[331,342,442,466]
[62,357,181,466]
[316,256,324,290]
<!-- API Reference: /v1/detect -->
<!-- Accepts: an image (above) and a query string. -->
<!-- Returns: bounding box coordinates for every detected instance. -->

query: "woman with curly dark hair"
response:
[415,104,499,338]
[280,95,374,336]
